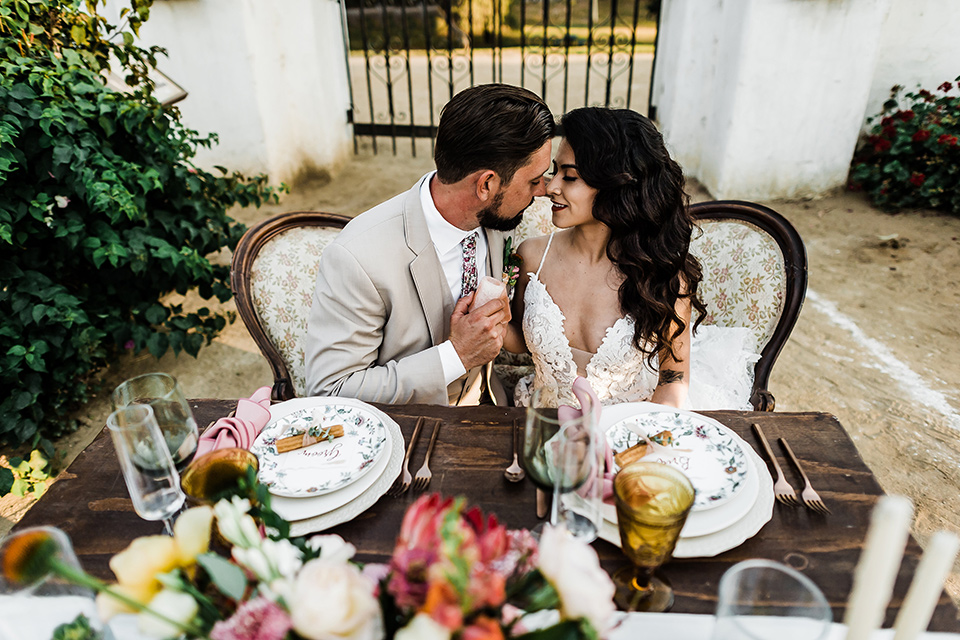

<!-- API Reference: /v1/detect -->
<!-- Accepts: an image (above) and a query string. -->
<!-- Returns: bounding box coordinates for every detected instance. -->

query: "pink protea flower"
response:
[209,597,292,640]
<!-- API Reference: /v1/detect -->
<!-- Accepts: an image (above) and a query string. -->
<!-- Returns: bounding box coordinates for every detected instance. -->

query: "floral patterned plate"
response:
[251,400,388,498]
[605,408,749,511]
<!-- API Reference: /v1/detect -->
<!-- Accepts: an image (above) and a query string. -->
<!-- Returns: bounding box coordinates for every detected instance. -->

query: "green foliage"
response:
[52,614,102,640]
[849,79,960,214]
[6,448,57,497]
[0,0,284,451]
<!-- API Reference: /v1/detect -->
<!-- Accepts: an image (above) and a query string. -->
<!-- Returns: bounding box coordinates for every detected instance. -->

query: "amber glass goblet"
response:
[613,461,695,612]
[180,448,259,506]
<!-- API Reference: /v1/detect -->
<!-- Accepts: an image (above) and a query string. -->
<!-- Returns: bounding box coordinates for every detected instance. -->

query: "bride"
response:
[503,107,758,409]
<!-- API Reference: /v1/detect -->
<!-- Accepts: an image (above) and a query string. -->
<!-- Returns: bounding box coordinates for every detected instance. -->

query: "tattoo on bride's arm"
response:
[658,369,684,385]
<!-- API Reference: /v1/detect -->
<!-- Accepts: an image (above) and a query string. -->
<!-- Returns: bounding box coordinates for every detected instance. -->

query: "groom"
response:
[303,84,555,405]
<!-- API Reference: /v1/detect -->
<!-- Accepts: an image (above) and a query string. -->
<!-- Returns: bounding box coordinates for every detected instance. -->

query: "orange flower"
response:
[461,615,505,640]
[1,529,58,587]
[423,580,463,630]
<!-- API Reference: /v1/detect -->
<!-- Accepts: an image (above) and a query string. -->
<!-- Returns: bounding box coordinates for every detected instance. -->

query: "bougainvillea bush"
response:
[0,0,283,460]
[849,79,960,214]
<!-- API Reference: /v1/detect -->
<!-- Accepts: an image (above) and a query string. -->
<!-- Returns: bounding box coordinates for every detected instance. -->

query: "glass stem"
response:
[549,486,562,528]
[632,565,654,592]
[162,517,175,536]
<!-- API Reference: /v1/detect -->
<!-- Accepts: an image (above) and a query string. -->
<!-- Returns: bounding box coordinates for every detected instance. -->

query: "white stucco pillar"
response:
[107,0,353,184]
[652,0,893,200]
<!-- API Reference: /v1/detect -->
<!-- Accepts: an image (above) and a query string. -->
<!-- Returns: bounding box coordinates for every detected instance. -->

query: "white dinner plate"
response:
[252,397,388,497]
[598,404,774,557]
[605,408,749,511]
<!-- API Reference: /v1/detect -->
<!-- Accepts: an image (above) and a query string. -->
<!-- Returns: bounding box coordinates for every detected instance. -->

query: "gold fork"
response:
[387,416,425,497]
[751,423,800,507]
[412,419,442,492]
[779,438,831,514]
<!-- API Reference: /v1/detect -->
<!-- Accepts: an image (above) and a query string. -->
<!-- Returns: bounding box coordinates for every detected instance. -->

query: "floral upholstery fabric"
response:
[249,226,341,396]
[689,219,785,354]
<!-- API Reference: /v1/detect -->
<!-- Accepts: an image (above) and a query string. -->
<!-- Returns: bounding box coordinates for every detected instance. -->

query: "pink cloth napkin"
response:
[556,377,616,502]
[195,386,272,457]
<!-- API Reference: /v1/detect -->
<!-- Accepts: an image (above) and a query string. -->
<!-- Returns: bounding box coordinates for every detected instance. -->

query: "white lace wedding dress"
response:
[514,234,761,410]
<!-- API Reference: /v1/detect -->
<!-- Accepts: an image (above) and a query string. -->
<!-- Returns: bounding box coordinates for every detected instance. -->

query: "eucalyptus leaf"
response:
[196,552,248,600]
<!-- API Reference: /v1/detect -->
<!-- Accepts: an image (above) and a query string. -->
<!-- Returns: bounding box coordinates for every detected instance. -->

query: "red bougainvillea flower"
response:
[909,173,926,187]
[898,110,915,121]
[913,129,931,142]
[937,134,958,146]
[874,139,892,153]
[880,116,895,127]
[939,81,953,92]
[919,89,935,101]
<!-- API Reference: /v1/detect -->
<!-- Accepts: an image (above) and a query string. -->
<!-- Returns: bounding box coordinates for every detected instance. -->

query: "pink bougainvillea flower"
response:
[209,597,292,640]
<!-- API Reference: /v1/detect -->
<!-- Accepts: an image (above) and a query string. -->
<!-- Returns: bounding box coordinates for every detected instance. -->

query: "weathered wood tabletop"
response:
[14,401,960,630]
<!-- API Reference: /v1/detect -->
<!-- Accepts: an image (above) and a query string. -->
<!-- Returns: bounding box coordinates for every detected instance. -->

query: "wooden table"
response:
[14,401,960,630]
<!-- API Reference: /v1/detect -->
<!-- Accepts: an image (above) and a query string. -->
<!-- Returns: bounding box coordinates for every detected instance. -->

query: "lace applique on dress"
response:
[515,234,760,410]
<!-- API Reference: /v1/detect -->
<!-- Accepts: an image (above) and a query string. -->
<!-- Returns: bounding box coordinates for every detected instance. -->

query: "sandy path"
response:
[4,142,959,604]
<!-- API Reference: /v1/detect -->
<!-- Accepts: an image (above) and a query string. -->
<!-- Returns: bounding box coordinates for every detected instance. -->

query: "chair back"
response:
[231,211,350,401]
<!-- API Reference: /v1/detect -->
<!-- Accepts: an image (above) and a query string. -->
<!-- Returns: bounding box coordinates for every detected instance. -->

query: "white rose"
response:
[289,558,382,640]
[307,533,357,564]
[137,588,199,639]
[537,525,616,632]
[395,614,451,640]
[213,496,260,548]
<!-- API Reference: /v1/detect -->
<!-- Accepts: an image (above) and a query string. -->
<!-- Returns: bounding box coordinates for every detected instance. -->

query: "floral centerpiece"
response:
[3,488,616,640]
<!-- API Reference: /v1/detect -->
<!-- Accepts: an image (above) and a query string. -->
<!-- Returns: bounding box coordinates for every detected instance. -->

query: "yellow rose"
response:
[174,505,213,564]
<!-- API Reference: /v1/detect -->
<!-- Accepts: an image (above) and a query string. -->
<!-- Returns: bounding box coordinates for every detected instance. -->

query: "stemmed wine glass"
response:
[112,372,199,470]
[106,404,186,535]
[522,388,597,535]
[613,460,695,612]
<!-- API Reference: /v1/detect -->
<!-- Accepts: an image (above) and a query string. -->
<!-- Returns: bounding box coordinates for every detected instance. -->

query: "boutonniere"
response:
[502,236,522,298]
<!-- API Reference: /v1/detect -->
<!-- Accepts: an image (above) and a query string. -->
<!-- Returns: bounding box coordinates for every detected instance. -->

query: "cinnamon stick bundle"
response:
[275,424,345,453]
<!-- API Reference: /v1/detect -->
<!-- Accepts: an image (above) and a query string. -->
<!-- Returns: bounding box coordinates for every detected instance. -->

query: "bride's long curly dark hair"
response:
[561,107,706,366]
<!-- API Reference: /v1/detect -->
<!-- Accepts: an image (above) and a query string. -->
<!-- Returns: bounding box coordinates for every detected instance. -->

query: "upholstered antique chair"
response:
[231,200,806,409]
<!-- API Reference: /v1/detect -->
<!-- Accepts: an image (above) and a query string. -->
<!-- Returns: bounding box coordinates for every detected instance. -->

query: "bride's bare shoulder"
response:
[516,234,550,265]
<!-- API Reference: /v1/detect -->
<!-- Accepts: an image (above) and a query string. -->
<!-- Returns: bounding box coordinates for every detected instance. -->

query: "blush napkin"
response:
[195,386,272,456]
[556,377,615,501]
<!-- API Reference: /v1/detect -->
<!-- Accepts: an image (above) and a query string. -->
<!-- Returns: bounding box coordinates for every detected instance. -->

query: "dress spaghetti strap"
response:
[535,233,555,277]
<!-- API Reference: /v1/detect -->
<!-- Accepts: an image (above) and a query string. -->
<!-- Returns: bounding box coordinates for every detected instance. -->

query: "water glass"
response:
[113,372,199,469]
[0,527,101,640]
[712,559,833,640]
[107,404,186,535]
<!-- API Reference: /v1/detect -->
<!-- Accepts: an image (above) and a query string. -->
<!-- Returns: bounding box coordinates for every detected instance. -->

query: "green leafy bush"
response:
[849,79,960,213]
[0,0,283,449]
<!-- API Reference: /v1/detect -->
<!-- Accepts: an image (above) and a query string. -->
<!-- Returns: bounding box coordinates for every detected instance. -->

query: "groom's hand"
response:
[450,294,509,371]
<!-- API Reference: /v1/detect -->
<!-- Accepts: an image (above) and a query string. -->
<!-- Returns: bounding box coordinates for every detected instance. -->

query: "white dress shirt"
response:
[419,171,489,384]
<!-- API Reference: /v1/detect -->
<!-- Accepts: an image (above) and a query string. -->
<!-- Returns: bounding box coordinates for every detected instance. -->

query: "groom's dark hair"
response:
[434,84,555,185]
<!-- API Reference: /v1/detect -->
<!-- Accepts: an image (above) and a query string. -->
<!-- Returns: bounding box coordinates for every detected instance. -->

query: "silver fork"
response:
[779,438,831,514]
[752,423,800,507]
[412,419,442,492]
[387,416,425,497]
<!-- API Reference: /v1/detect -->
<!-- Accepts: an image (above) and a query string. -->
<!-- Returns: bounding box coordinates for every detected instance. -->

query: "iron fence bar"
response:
[467,0,475,85]
[379,0,398,153]
[584,0,594,104]
[562,0,571,114]
[496,0,503,82]
[605,0,617,106]
[338,0,358,154]
[625,0,640,110]
[445,0,454,100]
[358,0,377,153]
[541,0,549,98]
[648,3,662,120]
[520,0,526,88]
[399,0,416,155]
[422,0,437,154]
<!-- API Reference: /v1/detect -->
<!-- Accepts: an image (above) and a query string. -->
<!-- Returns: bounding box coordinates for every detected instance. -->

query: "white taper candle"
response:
[891,530,960,640]
[844,495,914,640]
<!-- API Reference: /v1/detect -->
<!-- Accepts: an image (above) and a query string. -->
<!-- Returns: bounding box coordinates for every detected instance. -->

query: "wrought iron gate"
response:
[340,0,658,154]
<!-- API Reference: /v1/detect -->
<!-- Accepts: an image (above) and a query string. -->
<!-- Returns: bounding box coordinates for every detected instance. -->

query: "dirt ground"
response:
[3,138,960,603]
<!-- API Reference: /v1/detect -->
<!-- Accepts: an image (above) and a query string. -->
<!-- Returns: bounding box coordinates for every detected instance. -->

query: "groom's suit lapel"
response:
[484,228,504,282]
[403,179,451,345]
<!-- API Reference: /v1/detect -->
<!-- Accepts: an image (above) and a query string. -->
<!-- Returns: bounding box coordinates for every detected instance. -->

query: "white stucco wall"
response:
[653,0,893,200]
[104,0,353,184]
[864,0,960,127]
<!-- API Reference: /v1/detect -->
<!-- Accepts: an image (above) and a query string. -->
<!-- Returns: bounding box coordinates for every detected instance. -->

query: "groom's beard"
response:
[477,191,529,231]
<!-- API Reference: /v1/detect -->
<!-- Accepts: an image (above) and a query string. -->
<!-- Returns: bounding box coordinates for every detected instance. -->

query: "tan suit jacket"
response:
[303,176,505,405]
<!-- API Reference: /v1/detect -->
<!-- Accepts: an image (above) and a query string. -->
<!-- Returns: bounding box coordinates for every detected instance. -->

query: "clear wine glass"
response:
[522,388,597,534]
[613,460,695,612]
[112,372,199,470]
[106,404,186,535]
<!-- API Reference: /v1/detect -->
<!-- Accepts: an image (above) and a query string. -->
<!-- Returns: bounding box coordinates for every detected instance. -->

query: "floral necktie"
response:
[460,232,478,299]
